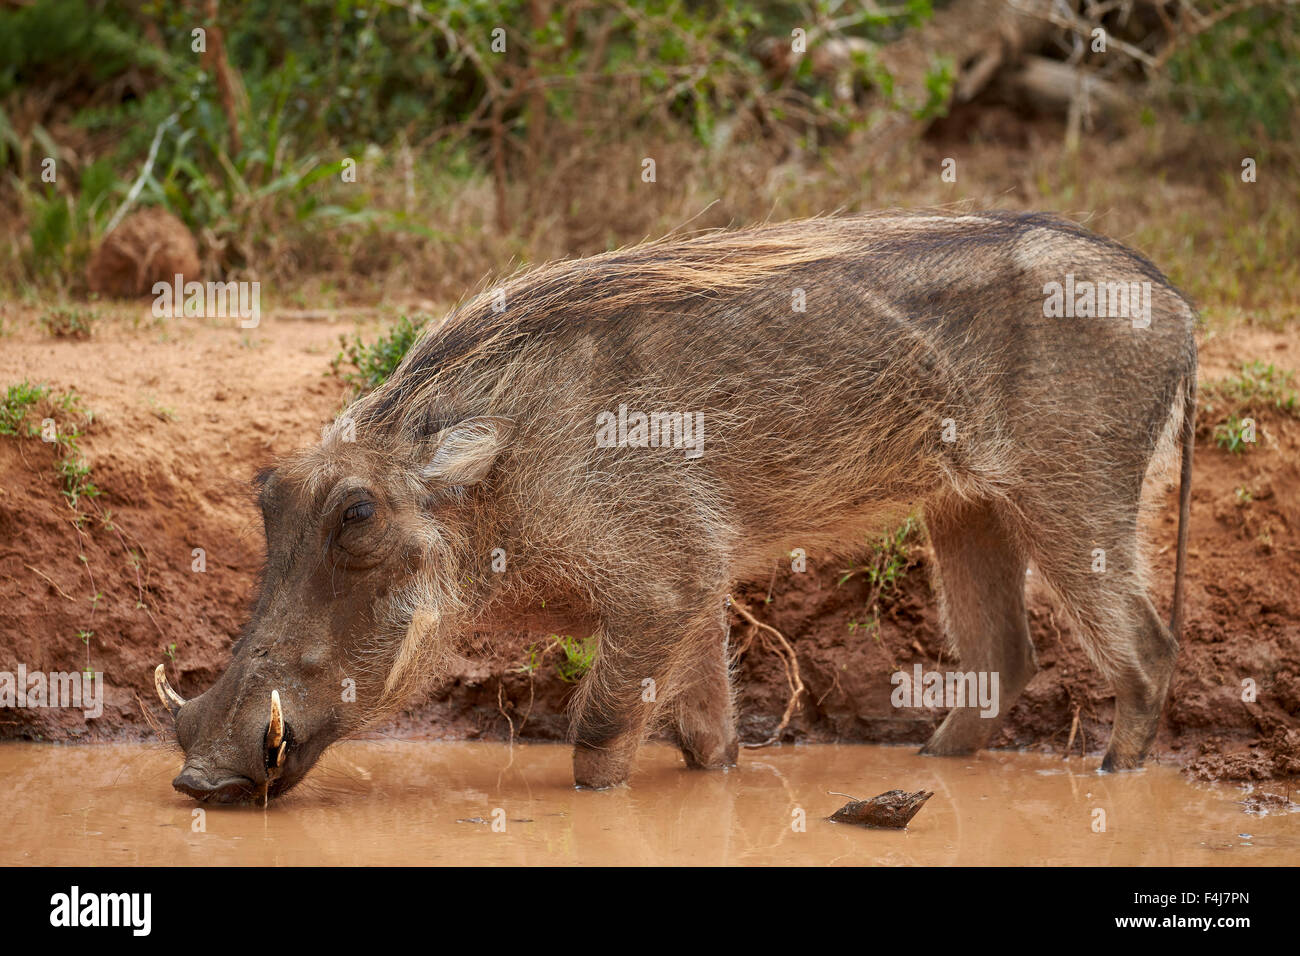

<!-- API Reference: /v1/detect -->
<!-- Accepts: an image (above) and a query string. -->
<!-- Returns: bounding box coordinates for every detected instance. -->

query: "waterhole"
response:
[2,742,1293,865]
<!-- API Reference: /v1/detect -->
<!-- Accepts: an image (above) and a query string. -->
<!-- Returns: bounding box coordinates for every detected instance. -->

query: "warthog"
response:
[158,212,1196,804]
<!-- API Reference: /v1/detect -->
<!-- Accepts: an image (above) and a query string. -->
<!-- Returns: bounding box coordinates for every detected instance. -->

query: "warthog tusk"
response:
[154,664,186,719]
[268,689,284,750]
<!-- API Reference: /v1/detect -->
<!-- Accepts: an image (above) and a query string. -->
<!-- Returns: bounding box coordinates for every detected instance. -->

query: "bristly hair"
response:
[348,210,1186,444]
[347,214,965,436]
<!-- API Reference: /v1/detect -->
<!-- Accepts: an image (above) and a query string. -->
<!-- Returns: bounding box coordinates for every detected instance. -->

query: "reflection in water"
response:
[0,742,1294,865]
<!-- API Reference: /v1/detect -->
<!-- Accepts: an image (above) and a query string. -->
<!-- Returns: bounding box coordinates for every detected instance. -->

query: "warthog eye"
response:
[343,501,375,524]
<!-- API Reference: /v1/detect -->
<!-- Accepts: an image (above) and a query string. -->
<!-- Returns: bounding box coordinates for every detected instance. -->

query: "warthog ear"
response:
[422,416,514,485]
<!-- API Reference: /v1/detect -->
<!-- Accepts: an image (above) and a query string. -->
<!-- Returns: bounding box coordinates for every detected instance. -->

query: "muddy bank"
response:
[0,307,1297,782]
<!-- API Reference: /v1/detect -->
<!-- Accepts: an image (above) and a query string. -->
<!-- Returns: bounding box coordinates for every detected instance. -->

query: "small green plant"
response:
[847,610,883,642]
[839,516,918,591]
[554,635,598,684]
[0,381,49,435]
[1214,415,1253,454]
[1207,360,1299,416]
[144,396,176,421]
[77,628,94,677]
[515,642,543,676]
[39,305,98,339]
[165,642,177,662]
[839,517,920,640]
[57,453,98,507]
[0,381,98,507]
[513,634,599,682]
[332,314,424,396]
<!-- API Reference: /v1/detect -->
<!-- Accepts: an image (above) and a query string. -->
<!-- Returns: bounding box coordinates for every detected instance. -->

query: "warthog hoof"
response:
[1099,751,1146,773]
[572,744,632,789]
[681,735,739,770]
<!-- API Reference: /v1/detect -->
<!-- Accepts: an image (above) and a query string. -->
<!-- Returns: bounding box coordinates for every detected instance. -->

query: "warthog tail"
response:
[1170,373,1196,640]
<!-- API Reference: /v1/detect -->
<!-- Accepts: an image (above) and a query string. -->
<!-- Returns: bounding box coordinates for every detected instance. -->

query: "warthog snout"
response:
[160,662,316,805]
[171,767,257,804]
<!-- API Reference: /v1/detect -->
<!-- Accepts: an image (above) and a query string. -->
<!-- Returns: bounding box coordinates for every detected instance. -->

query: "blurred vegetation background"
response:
[0,0,1296,321]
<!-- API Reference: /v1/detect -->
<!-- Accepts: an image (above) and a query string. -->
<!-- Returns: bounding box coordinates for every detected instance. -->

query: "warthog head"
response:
[159,416,513,804]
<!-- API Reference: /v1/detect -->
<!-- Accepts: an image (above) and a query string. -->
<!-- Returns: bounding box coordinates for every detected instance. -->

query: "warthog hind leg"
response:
[920,498,1036,756]
[1098,594,1178,771]
[1018,495,1179,771]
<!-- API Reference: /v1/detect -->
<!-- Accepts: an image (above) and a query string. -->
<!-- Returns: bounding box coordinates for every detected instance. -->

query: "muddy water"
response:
[1,742,1294,866]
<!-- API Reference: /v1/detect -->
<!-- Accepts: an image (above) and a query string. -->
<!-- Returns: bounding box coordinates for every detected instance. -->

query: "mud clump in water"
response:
[1239,790,1298,814]
[829,789,934,828]
[1186,728,1300,782]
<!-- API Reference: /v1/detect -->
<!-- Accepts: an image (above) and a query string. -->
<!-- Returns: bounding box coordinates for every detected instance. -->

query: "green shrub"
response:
[1165,6,1300,139]
[331,314,424,395]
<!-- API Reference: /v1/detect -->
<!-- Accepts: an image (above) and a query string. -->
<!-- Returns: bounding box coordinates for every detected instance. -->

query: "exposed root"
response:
[496,681,516,771]
[25,565,74,602]
[730,596,804,749]
[1064,705,1080,758]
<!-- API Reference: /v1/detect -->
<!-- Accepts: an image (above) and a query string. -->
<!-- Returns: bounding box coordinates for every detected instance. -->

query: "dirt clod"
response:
[829,789,934,828]
[1238,790,1297,814]
[86,207,200,297]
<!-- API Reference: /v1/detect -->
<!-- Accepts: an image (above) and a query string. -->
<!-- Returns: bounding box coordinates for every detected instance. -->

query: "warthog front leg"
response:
[570,594,729,788]
[672,603,739,770]
[569,621,670,789]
